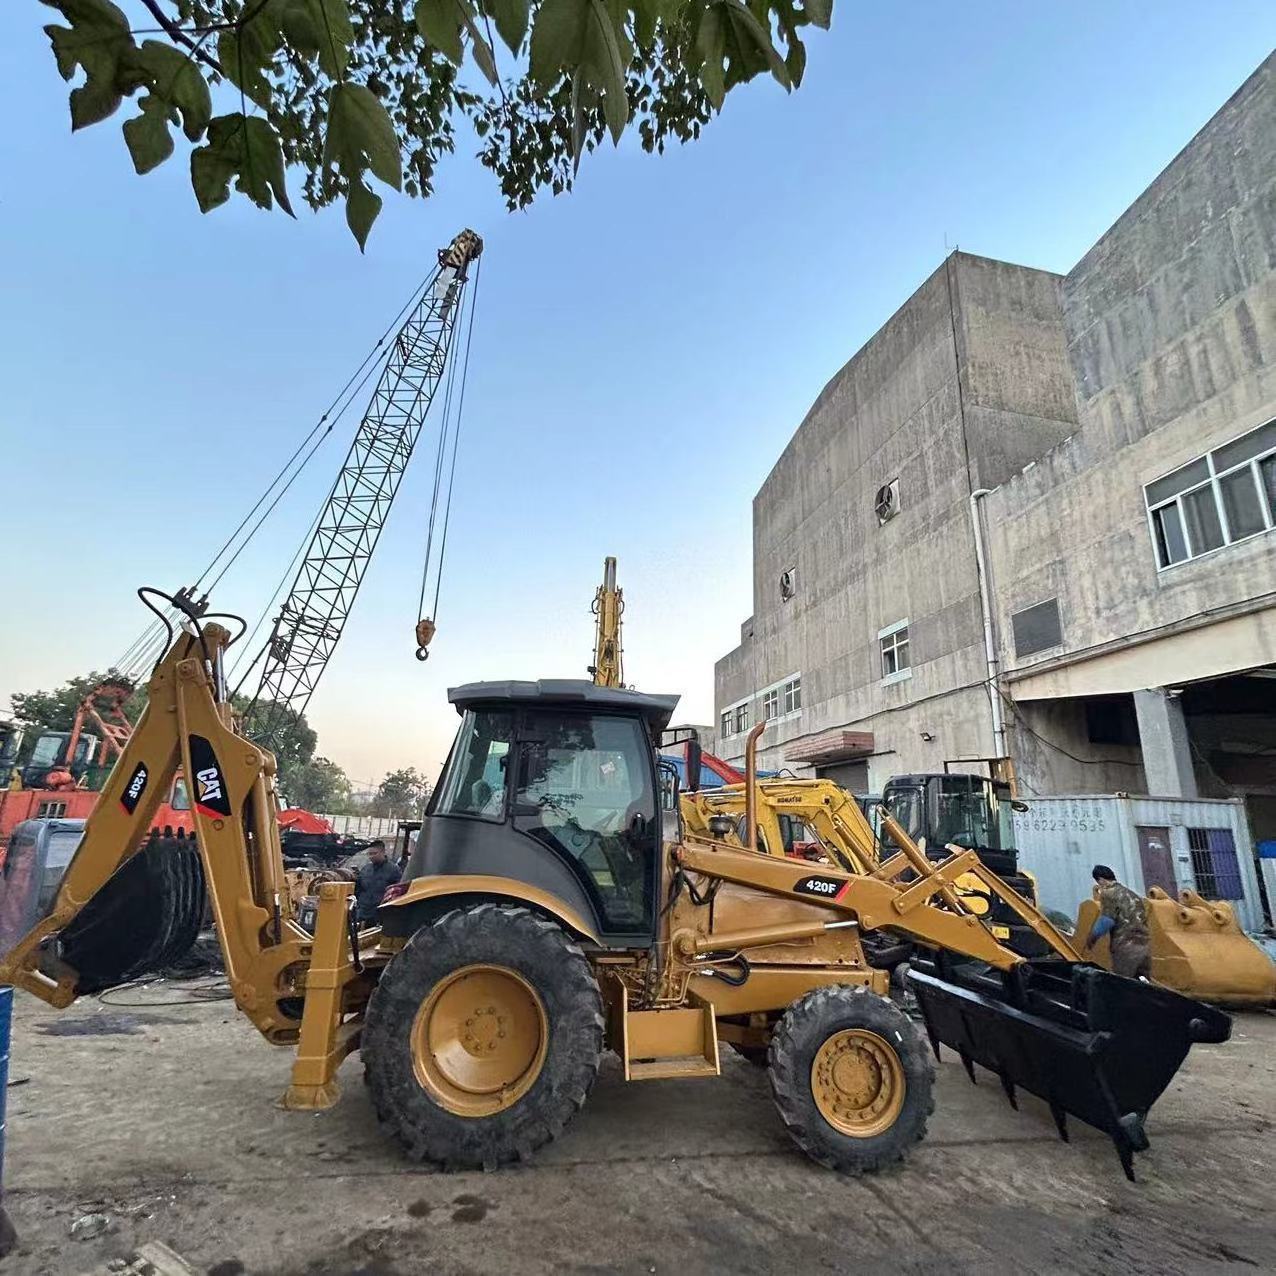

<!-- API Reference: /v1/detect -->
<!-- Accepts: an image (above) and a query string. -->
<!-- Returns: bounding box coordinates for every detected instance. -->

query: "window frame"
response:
[762,687,780,720]
[878,619,912,686]
[1144,419,1276,571]
[783,676,801,715]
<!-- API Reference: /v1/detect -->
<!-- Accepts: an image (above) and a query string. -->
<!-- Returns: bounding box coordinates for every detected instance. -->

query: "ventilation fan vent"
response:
[875,479,900,525]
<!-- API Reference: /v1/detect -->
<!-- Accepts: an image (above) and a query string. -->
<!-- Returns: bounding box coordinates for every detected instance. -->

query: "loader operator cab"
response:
[881,773,1024,876]
[880,772,1045,955]
[394,681,679,945]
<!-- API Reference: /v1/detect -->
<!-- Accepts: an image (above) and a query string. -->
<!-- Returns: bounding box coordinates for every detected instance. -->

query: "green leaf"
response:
[218,8,286,111]
[415,0,463,63]
[131,40,211,141]
[529,0,632,140]
[631,0,674,48]
[346,181,383,250]
[803,0,832,29]
[720,0,790,90]
[483,0,529,55]
[784,33,806,86]
[414,0,497,84]
[324,81,403,190]
[123,94,175,173]
[191,113,294,215]
[695,6,725,110]
[42,0,135,131]
[279,0,353,79]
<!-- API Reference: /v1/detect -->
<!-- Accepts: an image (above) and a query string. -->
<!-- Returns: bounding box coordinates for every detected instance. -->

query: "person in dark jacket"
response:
[1084,864,1151,979]
[355,840,401,923]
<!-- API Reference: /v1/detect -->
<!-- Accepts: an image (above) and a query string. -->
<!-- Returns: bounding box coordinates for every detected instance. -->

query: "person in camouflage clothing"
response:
[1084,864,1151,979]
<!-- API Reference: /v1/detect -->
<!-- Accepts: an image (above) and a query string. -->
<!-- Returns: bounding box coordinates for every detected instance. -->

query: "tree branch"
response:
[137,0,225,74]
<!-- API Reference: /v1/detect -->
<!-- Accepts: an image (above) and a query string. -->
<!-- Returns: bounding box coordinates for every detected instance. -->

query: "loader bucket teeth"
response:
[907,960,1231,1175]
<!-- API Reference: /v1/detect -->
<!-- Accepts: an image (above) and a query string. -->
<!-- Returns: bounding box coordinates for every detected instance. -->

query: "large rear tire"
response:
[363,903,603,1169]
[769,984,933,1173]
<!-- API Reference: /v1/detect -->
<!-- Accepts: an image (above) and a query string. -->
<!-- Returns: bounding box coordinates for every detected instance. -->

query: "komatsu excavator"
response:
[0,590,1230,1180]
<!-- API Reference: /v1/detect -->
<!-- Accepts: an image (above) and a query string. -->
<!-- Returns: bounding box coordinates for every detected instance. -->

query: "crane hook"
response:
[415,617,437,663]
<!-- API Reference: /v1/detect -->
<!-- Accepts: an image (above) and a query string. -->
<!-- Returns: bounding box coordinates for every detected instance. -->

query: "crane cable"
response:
[415,255,482,661]
[112,272,439,682]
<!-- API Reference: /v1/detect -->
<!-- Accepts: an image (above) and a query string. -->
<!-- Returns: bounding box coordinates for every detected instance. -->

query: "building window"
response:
[783,676,801,714]
[720,710,733,738]
[779,568,797,602]
[1011,597,1063,658]
[1145,418,1276,568]
[1187,827,1244,900]
[762,687,780,720]
[879,621,911,683]
[36,801,67,819]
[734,702,750,734]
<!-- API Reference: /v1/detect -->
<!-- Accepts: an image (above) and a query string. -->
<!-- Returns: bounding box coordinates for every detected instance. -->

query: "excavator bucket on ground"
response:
[1077,888,1276,1006]
[908,955,1231,1179]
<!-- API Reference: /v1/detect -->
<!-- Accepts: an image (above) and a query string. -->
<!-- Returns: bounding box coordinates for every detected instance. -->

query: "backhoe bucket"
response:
[908,959,1230,1179]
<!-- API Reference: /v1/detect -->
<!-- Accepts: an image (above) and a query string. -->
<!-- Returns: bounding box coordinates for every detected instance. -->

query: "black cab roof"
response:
[448,679,680,733]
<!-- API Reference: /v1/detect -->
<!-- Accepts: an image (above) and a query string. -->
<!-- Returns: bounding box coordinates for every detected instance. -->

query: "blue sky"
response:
[2,4,1273,786]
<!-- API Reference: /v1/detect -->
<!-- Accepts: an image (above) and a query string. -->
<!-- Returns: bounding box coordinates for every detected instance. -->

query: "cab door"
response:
[512,710,659,942]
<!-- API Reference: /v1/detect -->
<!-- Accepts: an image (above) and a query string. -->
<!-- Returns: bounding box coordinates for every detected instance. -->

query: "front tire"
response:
[363,903,603,1169]
[768,985,934,1173]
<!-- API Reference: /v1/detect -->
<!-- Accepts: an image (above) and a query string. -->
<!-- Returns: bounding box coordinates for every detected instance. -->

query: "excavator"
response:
[0,590,1232,1180]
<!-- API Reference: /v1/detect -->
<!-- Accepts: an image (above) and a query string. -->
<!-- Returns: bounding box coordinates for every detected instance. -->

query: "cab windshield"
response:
[932,777,1003,851]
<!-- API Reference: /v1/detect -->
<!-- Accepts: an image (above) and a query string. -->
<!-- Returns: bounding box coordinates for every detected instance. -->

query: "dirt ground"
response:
[3,986,1274,1276]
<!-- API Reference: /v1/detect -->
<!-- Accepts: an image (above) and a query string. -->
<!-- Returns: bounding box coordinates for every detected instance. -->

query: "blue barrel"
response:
[0,986,14,1253]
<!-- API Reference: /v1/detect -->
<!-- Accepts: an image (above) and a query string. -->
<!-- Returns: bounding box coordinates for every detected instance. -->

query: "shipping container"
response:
[1012,795,1267,933]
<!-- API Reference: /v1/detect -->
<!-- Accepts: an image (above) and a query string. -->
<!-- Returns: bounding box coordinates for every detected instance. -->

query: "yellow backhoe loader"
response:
[0,592,1232,1180]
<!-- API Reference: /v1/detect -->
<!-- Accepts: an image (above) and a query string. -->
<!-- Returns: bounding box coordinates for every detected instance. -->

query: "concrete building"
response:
[714,55,1276,899]
[713,251,1079,791]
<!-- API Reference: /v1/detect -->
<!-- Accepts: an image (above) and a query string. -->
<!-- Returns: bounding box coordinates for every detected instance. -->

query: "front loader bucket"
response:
[908,959,1230,1179]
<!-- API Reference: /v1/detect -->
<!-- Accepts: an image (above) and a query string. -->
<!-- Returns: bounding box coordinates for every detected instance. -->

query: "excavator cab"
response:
[386,681,676,946]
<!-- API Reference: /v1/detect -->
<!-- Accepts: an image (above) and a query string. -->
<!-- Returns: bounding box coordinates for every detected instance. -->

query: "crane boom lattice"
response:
[249,229,482,745]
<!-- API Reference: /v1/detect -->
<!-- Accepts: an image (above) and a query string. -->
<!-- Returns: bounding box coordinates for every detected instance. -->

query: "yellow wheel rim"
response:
[411,964,549,1117]
[810,1028,906,1138]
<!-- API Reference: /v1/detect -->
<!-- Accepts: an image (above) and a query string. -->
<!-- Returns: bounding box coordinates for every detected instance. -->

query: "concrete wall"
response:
[986,55,1276,700]
[715,254,1077,777]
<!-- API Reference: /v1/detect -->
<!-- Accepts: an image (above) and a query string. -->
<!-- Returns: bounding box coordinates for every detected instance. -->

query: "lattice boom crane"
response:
[248,229,483,745]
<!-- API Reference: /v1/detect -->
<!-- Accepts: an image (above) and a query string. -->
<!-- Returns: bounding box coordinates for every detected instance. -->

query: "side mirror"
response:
[686,736,703,793]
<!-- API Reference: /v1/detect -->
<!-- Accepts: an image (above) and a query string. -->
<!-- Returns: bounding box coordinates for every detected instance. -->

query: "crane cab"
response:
[382,680,681,947]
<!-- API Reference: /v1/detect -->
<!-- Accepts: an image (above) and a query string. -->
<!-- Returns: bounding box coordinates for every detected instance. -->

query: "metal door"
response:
[1135,825,1176,895]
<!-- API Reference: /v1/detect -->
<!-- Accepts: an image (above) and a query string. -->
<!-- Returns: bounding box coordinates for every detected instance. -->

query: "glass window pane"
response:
[1145,457,1210,507]
[1261,456,1276,522]
[1219,468,1266,540]
[1152,504,1189,566]
[895,639,910,671]
[1212,419,1276,474]
[435,710,512,820]
[1181,486,1224,555]
[515,713,655,931]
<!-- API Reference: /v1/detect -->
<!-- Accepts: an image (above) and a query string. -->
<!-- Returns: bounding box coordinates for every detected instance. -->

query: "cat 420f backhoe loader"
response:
[0,595,1231,1179]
